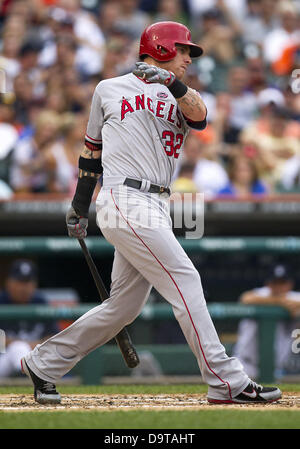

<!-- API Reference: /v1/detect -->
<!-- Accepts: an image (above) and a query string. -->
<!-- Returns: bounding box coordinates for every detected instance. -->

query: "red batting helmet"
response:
[139,21,203,62]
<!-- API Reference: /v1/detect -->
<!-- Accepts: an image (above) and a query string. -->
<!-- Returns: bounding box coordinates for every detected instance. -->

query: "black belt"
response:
[124,178,171,195]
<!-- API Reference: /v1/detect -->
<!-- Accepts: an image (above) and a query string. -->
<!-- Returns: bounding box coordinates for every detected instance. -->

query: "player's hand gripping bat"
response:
[76,237,140,368]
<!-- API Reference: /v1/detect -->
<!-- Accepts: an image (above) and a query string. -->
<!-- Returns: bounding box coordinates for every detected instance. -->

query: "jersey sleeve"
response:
[85,86,104,151]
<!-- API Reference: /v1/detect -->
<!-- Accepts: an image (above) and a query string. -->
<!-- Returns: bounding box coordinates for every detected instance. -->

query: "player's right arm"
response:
[66,87,104,238]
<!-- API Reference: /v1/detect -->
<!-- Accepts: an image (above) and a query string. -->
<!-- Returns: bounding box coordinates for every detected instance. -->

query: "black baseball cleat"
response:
[21,357,61,404]
[208,381,282,404]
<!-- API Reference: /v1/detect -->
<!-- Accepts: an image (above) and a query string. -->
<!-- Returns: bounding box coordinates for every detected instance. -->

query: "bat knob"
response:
[126,349,140,368]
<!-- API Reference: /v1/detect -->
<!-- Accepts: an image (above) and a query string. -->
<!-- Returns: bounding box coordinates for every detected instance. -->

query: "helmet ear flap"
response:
[156,45,169,57]
[155,43,177,61]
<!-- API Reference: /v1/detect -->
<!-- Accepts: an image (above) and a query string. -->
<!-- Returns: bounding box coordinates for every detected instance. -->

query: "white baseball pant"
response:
[25,185,249,400]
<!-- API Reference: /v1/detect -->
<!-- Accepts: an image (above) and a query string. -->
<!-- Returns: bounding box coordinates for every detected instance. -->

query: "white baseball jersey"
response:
[85,73,191,188]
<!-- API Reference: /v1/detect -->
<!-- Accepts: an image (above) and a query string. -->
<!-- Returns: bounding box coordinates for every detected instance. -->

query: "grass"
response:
[0,384,299,430]
[1,409,300,429]
[1,383,299,395]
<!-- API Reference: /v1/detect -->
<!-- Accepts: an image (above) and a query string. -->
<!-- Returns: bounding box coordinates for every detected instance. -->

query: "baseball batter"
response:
[21,22,281,405]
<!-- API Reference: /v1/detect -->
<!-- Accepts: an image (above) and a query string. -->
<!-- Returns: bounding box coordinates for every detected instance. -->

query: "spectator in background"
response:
[241,86,300,139]
[241,0,279,50]
[196,7,240,66]
[246,56,271,96]
[278,154,300,193]
[12,73,36,126]
[153,0,188,24]
[98,1,121,38]
[45,112,87,194]
[100,34,133,79]
[210,66,258,155]
[0,259,59,378]
[218,153,268,196]
[240,105,300,188]
[173,131,229,197]
[113,0,150,39]
[223,65,258,141]
[283,84,300,125]
[233,264,300,380]
[10,110,61,193]
[183,64,217,123]
[17,40,45,100]
[263,0,300,69]
[0,17,24,92]
[188,0,248,24]
[58,0,106,77]
[171,162,199,193]
[0,97,19,188]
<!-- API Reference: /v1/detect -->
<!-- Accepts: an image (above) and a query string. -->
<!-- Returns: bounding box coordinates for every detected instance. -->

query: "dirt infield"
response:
[1,393,300,411]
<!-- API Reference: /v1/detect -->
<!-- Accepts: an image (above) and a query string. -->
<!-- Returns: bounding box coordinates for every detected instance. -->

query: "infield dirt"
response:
[1,393,300,411]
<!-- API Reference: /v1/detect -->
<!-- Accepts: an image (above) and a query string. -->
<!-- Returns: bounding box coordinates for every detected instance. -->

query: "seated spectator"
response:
[171,162,199,193]
[173,131,229,197]
[196,7,240,65]
[98,1,122,38]
[241,87,300,139]
[153,0,188,24]
[0,179,13,199]
[233,264,300,380]
[263,0,300,70]
[42,2,105,77]
[224,66,258,140]
[0,259,59,378]
[277,155,300,193]
[283,84,300,125]
[0,98,19,186]
[12,73,36,126]
[241,0,279,49]
[183,64,217,123]
[100,34,132,80]
[17,39,45,100]
[218,153,268,197]
[240,105,300,188]
[9,109,61,193]
[245,56,272,96]
[45,112,87,194]
[188,0,247,22]
[0,14,25,92]
[211,67,258,150]
[113,0,150,39]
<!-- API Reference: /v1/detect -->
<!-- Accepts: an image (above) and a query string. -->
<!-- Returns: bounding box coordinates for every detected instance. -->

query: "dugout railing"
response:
[0,235,296,384]
[0,301,289,384]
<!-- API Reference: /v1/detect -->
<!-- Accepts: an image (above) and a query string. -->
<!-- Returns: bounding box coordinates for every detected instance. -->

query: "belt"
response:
[123,178,171,196]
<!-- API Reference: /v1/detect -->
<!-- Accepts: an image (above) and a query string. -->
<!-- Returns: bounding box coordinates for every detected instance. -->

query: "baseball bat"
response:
[77,238,140,369]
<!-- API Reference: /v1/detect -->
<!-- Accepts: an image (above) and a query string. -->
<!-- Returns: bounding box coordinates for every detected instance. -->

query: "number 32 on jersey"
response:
[162,131,184,159]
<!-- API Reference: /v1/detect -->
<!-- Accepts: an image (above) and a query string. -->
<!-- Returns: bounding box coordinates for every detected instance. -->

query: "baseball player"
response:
[21,22,281,405]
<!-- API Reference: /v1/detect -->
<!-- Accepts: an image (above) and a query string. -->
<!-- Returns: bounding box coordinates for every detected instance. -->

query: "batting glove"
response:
[133,62,176,86]
[66,206,88,239]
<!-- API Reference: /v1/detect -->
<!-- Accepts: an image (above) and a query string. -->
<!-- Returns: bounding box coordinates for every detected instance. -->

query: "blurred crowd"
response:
[0,0,299,199]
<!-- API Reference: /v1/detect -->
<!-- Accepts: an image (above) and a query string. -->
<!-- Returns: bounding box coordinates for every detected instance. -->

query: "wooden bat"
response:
[77,238,140,368]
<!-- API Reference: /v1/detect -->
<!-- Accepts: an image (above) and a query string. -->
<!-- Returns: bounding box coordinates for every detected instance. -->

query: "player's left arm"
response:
[66,87,104,238]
